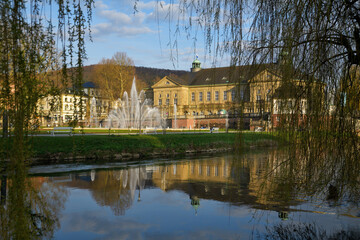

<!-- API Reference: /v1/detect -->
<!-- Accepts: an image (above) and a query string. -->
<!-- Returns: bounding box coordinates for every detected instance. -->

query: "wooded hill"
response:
[82,65,188,88]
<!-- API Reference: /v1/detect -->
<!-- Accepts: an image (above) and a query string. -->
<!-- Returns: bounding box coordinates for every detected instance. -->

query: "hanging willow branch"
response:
[0,0,94,158]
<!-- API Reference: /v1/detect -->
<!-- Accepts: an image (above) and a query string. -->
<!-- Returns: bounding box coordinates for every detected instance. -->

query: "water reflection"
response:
[2,148,360,239]
[0,168,67,239]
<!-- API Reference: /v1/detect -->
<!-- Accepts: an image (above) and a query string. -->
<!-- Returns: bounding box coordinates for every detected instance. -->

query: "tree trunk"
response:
[2,110,8,138]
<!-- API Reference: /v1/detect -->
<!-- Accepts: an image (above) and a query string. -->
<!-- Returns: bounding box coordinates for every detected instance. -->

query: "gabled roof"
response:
[166,75,190,86]
[188,64,272,86]
[272,82,305,99]
[151,76,187,88]
[152,64,277,88]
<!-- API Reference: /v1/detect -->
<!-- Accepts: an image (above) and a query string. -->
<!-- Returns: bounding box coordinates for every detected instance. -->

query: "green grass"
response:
[0,132,282,161]
[33,132,279,154]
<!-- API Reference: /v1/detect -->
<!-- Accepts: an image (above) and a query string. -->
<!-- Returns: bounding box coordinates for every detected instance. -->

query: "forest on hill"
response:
[82,65,188,88]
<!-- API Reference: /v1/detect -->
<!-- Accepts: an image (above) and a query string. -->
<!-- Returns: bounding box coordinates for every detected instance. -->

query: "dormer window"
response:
[222,77,227,80]
[206,78,211,81]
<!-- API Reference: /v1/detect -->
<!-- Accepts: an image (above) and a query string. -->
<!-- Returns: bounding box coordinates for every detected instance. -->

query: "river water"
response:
[3,149,360,239]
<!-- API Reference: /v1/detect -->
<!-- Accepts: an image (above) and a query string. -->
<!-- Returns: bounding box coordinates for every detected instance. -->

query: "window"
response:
[199,92,203,101]
[158,99,162,105]
[166,99,170,105]
[174,93,177,98]
[257,89,261,94]
[174,98,178,105]
[159,93,162,98]
[223,91,227,100]
[166,81,170,84]
[257,95,261,101]
[191,92,195,101]
[287,101,292,109]
[232,90,236,100]
[65,97,68,102]
[207,91,211,101]
[241,90,246,100]
[166,93,170,98]
[215,91,219,101]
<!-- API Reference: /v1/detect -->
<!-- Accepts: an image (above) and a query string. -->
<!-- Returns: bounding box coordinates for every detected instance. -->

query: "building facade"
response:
[151,60,288,130]
[38,82,115,127]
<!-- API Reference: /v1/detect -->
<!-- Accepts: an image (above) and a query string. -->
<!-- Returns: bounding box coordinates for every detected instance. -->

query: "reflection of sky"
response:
[55,187,257,239]
[53,184,360,239]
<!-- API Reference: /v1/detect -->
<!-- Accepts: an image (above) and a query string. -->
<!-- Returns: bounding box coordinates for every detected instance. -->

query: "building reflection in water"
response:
[26,148,360,223]
[26,150,294,219]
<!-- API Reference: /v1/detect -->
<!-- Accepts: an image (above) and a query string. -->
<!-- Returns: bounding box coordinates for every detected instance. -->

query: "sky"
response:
[85,0,232,71]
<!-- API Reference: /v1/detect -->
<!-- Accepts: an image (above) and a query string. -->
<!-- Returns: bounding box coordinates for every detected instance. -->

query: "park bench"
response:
[51,127,73,136]
[144,127,157,134]
[210,127,219,133]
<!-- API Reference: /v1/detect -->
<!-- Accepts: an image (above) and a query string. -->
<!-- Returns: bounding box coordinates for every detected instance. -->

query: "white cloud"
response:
[92,23,154,37]
[93,0,155,37]
[98,9,132,24]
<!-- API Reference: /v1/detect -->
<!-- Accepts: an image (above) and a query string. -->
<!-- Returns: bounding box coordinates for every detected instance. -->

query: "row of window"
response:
[168,164,228,177]
[159,93,177,98]
[256,95,272,101]
[191,90,235,102]
[64,105,87,111]
[64,97,87,104]
[159,98,178,106]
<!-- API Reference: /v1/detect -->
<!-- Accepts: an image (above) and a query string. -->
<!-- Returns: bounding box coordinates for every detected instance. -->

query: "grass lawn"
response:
[0,132,282,161]
[32,132,279,155]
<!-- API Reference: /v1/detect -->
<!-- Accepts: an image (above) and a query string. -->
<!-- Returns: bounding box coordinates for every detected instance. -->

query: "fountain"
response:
[107,78,161,130]
[90,97,98,127]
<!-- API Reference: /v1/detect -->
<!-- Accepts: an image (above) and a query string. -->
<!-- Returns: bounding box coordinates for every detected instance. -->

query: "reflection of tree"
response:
[0,169,67,239]
[235,141,360,209]
[264,222,360,240]
[89,167,147,216]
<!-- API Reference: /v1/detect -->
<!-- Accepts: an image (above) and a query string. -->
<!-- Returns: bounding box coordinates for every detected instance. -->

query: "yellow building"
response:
[151,59,284,129]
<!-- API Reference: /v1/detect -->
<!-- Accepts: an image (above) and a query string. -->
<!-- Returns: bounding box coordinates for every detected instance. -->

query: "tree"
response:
[172,0,360,203]
[0,1,94,237]
[176,0,360,130]
[93,52,135,102]
[0,0,93,140]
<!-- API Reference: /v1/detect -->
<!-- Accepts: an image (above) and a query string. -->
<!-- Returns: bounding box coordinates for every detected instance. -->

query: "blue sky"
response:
[85,0,232,71]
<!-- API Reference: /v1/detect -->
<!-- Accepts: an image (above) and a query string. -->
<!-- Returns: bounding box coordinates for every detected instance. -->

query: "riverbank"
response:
[1,132,282,165]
